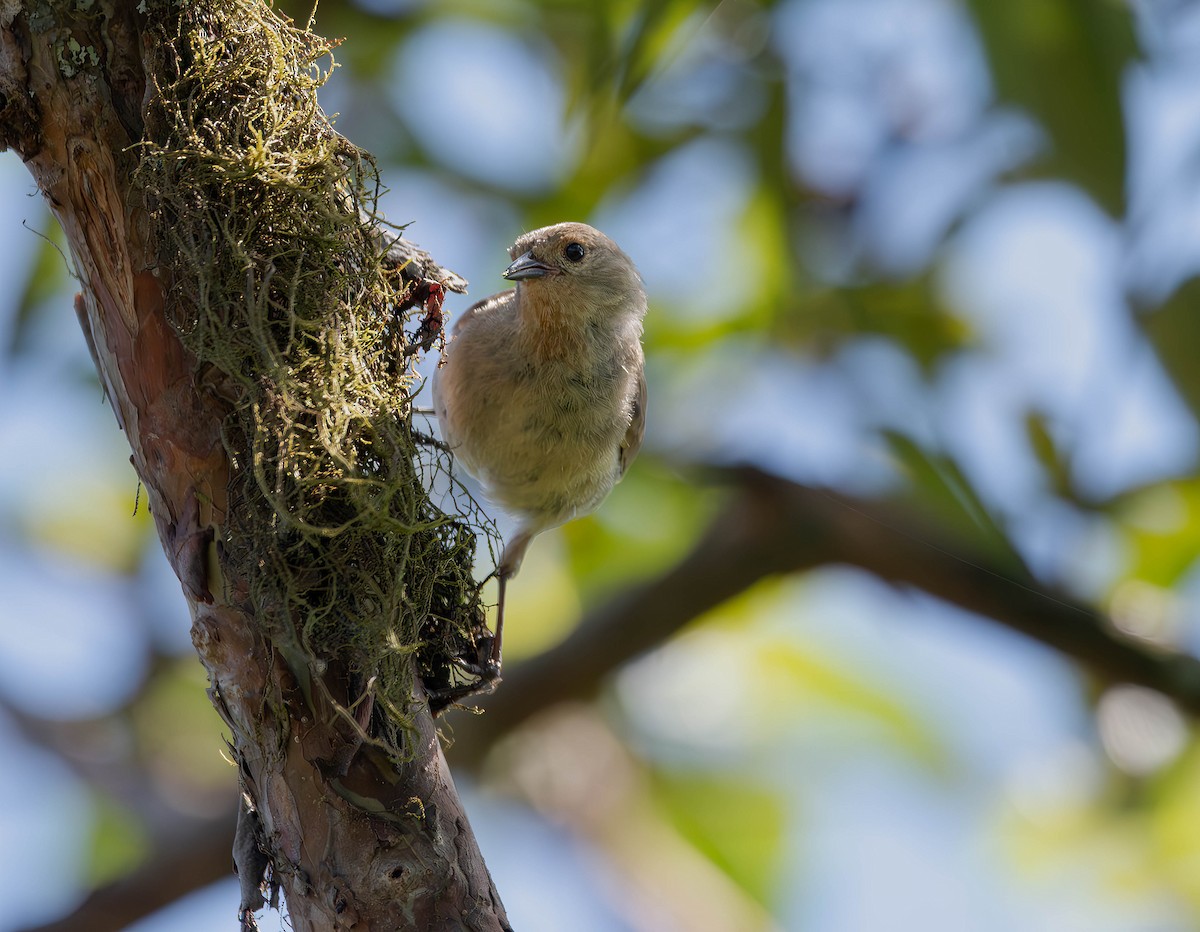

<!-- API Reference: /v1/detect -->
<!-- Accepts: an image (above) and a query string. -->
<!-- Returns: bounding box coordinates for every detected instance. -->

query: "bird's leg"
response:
[490,571,508,671]
[472,529,533,675]
[410,427,450,451]
[431,529,533,710]
[426,592,502,713]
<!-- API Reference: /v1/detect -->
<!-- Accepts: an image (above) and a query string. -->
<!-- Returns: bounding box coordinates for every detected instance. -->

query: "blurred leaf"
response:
[883,430,1028,574]
[7,217,70,360]
[563,458,720,596]
[1150,744,1200,911]
[551,4,617,115]
[965,0,1135,215]
[1115,479,1200,587]
[611,0,701,101]
[544,99,692,225]
[1140,276,1200,422]
[736,187,796,332]
[785,278,972,370]
[1000,791,1162,898]
[23,479,153,575]
[132,661,236,798]
[761,642,948,770]
[86,794,148,886]
[307,6,412,79]
[641,304,758,353]
[1024,409,1075,501]
[651,770,784,905]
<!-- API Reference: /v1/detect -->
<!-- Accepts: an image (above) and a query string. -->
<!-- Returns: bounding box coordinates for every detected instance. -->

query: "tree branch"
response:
[445,466,1200,764]
[2,3,507,929]
[20,816,237,932]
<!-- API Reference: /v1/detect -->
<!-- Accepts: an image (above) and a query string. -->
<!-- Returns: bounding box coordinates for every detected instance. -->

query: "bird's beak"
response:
[503,251,554,281]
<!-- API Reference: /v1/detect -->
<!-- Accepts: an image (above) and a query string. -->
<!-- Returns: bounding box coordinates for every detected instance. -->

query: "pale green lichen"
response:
[135,0,495,758]
[56,36,100,77]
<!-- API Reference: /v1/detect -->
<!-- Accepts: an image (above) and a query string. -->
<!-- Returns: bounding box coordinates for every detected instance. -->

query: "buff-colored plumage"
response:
[431,222,647,668]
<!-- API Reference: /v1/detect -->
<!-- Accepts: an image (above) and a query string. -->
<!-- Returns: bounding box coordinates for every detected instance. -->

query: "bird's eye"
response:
[564,242,586,262]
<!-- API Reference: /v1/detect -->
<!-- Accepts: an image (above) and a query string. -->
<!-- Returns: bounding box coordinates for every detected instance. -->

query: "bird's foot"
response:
[426,650,501,715]
[410,427,450,451]
[426,571,508,714]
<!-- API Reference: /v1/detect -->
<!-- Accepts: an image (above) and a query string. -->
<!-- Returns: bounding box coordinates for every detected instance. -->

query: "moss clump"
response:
[135,0,495,756]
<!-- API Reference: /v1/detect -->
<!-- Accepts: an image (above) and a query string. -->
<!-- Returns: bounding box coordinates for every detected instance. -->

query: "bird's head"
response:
[503,222,644,316]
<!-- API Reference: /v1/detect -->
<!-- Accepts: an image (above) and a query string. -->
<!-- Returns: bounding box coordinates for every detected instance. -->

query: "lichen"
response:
[134,0,497,758]
[57,36,100,76]
[0,0,21,28]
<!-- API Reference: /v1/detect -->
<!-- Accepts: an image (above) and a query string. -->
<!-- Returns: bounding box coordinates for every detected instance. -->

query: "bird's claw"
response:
[426,654,501,714]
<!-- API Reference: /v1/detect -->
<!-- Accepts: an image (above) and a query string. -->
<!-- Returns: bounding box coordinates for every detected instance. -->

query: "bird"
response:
[431,222,647,675]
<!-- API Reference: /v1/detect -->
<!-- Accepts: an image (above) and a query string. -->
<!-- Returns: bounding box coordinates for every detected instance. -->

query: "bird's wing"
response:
[451,290,514,336]
[618,368,646,478]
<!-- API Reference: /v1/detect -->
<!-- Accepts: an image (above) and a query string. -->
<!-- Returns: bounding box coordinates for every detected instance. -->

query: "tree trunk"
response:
[0,2,508,929]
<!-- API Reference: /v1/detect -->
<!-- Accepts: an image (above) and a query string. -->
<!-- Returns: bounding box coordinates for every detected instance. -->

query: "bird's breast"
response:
[434,292,642,529]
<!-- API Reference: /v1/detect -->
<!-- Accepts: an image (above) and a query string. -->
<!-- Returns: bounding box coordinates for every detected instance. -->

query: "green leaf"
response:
[1024,409,1075,501]
[86,794,148,886]
[651,769,785,905]
[883,429,1028,574]
[1115,479,1200,587]
[22,478,154,575]
[7,217,71,360]
[782,277,972,370]
[563,457,719,595]
[762,642,948,770]
[1149,743,1200,911]
[966,0,1136,215]
[611,0,700,101]
[132,661,236,791]
[1140,276,1200,423]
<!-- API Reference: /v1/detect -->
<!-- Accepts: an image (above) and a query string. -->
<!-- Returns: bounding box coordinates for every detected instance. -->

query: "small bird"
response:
[432,222,647,673]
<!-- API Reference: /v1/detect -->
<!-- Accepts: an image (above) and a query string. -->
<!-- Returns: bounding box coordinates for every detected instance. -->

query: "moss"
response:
[134,0,496,759]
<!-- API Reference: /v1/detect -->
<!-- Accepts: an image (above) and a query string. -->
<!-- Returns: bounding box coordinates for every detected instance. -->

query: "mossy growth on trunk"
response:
[134,0,496,757]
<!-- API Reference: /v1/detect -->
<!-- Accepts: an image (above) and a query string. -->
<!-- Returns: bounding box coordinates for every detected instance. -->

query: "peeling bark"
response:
[1,3,508,929]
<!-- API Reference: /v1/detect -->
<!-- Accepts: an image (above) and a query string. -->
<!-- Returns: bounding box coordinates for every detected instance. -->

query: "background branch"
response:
[446,466,1200,764]
[19,816,236,932]
[19,462,1200,930]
